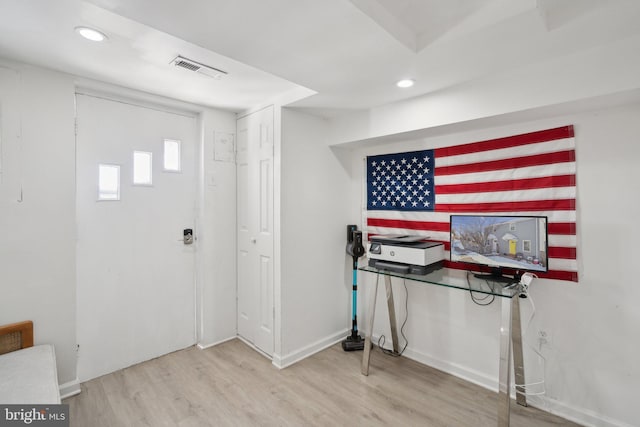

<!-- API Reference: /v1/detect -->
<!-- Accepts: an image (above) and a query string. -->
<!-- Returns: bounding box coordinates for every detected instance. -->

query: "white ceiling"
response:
[1,0,639,116]
[0,0,314,111]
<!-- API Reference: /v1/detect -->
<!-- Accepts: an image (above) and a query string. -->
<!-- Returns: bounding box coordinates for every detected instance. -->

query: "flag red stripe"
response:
[367,218,450,232]
[534,270,578,282]
[434,126,574,158]
[547,246,577,259]
[547,222,576,235]
[435,174,575,194]
[435,150,576,176]
[435,199,575,212]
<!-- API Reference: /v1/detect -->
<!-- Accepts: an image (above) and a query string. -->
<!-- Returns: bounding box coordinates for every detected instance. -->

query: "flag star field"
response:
[367,150,435,211]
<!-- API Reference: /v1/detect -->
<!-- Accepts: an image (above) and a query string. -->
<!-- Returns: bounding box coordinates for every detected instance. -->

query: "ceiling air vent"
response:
[171,56,228,79]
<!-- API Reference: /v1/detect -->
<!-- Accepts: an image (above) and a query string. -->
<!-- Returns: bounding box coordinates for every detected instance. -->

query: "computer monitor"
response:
[450,214,548,283]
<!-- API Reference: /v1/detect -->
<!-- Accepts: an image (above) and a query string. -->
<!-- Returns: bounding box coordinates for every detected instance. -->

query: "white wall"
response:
[349,102,640,427]
[196,109,237,347]
[0,61,77,387]
[278,108,356,366]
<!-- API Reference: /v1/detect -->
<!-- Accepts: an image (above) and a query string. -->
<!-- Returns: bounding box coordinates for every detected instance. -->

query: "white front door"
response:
[76,93,197,381]
[237,106,274,356]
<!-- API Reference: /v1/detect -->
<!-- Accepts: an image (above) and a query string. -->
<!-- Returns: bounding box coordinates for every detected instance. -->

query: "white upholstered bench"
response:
[0,321,61,404]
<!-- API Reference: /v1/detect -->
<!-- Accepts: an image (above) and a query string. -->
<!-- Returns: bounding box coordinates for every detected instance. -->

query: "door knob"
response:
[251,237,257,244]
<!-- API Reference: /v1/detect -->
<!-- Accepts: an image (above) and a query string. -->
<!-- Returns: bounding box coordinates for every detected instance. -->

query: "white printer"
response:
[368,235,444,275]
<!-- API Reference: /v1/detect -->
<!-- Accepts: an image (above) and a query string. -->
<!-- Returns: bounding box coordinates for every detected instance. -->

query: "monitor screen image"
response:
[450,215,548,274]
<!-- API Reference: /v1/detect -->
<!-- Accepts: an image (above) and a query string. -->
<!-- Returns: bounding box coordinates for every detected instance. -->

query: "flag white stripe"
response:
[435,187,575,204]
[434,163,576,185]
[436,137,575,167]
[548,235,577,247]
[548,258,578,271]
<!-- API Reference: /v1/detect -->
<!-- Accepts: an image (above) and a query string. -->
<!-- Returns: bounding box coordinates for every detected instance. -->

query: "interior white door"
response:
[76,94,197,381]
[237,106,274,356]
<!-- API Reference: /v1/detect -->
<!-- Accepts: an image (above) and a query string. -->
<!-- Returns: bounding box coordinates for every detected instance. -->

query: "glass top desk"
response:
[359,266,526,427]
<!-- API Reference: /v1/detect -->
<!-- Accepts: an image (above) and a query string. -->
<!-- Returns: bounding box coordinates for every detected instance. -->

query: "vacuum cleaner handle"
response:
[346,225,365,259]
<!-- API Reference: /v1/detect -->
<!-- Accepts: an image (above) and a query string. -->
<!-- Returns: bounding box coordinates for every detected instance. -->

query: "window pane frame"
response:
[163,139,182,172]
[133,150,153,186]
[98,163,121,201]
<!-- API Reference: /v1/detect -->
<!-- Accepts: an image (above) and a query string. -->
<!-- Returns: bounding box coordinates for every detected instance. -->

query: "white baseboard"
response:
[273,329,348,369]
[271,352,283,368]
[528,398,636,427]
[372,334,498,391]
[59,379,81,400]
[196,335,236,350]
[372,335,632,427]
[236,335,273,361]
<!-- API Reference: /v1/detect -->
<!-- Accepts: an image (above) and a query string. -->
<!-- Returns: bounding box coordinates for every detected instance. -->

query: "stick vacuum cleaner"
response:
[342,225,365,351]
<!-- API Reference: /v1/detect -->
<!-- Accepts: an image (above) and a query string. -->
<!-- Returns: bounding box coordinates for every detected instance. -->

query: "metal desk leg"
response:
[384,275,400,354]
[361,275,380,375]
[498,295,513,427]
[512,295,528,407]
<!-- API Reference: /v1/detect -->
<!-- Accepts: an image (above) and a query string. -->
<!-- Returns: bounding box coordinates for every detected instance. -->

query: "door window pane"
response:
[98,164,120,200]
[133,151,153,185]
[164,139,181,172]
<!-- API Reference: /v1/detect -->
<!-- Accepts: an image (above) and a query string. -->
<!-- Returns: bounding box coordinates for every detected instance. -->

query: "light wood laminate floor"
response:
[65,339,581,427]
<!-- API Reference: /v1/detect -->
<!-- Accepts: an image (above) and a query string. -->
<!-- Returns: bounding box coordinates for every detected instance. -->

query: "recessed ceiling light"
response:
[396,79,415,88]
[75,26,107,42]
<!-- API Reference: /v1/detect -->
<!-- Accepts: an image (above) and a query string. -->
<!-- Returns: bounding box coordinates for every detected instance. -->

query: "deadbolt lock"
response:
[183,229,194,245]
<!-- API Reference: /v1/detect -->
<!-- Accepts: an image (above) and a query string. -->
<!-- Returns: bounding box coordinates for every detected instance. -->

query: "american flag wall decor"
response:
[365,126,578,282]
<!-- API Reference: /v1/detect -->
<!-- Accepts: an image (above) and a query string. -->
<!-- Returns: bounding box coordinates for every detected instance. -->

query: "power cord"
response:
[466,271,497,305]
[513,274,547,398]
[465,271,546,397]
[377,275,409,357]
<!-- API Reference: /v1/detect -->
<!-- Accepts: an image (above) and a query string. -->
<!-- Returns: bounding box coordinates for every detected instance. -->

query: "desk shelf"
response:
[359,265,521,298]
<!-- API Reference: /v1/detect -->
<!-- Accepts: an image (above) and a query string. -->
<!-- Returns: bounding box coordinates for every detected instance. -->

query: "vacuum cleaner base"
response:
[342,334,365,351]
